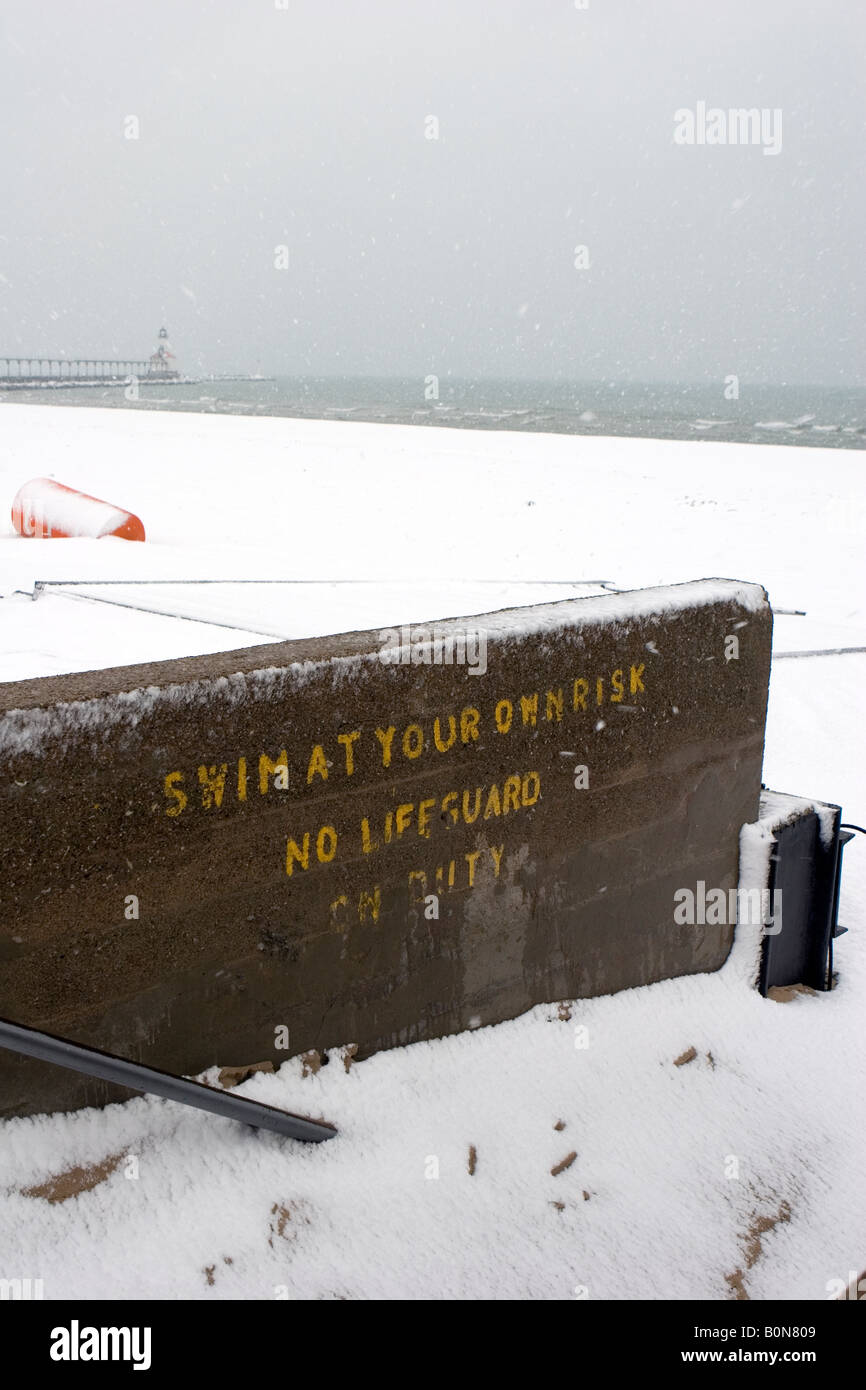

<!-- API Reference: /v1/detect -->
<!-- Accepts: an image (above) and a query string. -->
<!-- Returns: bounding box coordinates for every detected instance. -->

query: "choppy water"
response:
[2,377,864,449]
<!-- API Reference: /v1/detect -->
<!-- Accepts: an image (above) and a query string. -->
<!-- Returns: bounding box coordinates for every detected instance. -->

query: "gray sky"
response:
[0,0,862,382]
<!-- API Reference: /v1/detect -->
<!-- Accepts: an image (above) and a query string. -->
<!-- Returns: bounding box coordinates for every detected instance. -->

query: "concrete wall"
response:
[0,579,772,1117]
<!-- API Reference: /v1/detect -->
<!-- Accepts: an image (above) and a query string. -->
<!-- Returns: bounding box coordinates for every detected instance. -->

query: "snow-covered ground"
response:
[0,403,863,1300]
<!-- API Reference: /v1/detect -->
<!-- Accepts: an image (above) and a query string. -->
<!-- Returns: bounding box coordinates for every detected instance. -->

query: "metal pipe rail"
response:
[0,1017,337,1143]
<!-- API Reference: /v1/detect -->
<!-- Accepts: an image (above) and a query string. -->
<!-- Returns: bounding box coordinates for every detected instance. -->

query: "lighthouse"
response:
[148,326,179,379]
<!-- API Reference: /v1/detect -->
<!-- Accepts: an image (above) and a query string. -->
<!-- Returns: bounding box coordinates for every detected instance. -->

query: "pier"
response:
[0,357,174,388]
[0,329,182,388]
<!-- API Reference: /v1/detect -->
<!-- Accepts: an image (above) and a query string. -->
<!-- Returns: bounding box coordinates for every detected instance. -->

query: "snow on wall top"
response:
[0,577,768,756]
[758,787,839,850]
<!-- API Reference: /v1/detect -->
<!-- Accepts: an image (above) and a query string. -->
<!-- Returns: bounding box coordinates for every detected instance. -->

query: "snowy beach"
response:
[0,404,863,1300]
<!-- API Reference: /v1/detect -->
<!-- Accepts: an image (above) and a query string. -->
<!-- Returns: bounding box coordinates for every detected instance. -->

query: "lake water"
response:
[2,377,863,449]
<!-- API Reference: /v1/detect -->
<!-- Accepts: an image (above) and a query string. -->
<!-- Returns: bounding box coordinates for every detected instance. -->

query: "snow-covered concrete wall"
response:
[0,578,772,1118]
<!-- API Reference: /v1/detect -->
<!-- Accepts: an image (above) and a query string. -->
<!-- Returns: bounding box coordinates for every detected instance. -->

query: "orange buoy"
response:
[11,478,146,541]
